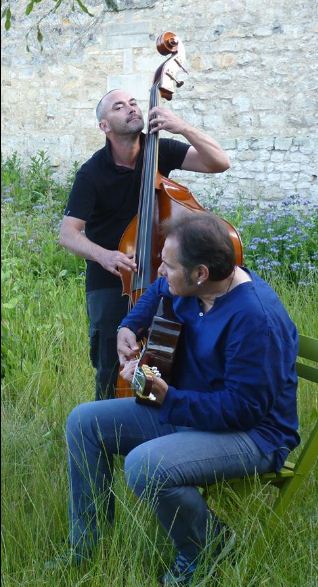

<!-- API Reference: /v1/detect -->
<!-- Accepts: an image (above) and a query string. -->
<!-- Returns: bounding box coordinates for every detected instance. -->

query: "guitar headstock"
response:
[132,364,161,405]
[154,32,188,101]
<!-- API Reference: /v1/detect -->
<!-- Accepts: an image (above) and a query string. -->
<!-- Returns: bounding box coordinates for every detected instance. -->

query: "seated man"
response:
[66,212,299,586]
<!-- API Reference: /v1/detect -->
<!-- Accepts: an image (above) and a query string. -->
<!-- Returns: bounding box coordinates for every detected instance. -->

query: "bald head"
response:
[96,89,144,136]
[96,89,119,122]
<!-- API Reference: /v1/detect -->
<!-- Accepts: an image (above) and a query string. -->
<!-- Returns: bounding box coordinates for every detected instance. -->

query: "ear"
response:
[99,119,110,134]
[195,264,209,285]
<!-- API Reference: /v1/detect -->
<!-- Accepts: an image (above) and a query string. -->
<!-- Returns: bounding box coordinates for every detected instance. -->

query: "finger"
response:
[128,359,138,369]
[149,120,164,134]
[116,260,137,273]
[119,353,134,367]
[119,366,131,380]
[118,355,126,367]
[150,116,163,127]
[120,359,137,377]
[121,255,137,269]
[119,348,138,363]
[149,106,160,116]
[128,344,139,356]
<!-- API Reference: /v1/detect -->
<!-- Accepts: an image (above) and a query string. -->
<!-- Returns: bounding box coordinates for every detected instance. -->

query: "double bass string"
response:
[132,85,154,298]
[135,83,159,295]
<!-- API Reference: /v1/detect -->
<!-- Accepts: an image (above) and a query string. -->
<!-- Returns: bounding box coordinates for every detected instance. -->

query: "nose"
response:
[158,262,165,277]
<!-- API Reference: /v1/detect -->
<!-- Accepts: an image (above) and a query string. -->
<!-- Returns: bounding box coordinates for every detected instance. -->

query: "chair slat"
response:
[298,334,318,362]
[296,361,318,383]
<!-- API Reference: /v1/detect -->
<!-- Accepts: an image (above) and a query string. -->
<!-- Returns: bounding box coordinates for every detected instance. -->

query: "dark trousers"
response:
[86,287,129,400]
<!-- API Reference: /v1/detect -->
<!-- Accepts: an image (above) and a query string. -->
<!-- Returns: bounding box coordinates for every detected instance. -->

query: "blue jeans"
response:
[66,398,276,561]
[86,288,128,400]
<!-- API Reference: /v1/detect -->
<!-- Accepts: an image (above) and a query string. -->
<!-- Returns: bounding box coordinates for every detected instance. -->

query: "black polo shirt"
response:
[65,135,190,291]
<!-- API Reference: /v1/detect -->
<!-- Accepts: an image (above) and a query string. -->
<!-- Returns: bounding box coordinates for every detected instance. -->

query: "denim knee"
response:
[124,446,167,499]
[66,403,96,448]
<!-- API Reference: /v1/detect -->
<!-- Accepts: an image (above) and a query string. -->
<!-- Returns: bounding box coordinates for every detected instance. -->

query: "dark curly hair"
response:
[162,212,235,281]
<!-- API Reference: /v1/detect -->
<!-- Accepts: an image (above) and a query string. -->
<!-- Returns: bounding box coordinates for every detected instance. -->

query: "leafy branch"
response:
[2,0,118,49]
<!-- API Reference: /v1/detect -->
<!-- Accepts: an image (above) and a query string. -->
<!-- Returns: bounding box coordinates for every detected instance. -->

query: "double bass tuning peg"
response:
[166,72,184,88]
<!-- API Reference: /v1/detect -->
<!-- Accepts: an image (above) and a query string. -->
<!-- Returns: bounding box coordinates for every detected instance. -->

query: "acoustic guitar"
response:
[130,296,182,406]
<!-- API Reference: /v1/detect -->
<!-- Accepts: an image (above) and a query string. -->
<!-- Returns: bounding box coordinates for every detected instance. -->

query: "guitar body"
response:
[139,312,182,383]
[135,297,182,406]
[116,297,182,400]
[135,312,182,406]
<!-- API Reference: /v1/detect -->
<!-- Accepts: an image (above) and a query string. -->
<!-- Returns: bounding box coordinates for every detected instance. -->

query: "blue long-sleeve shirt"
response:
[120,270,300,471]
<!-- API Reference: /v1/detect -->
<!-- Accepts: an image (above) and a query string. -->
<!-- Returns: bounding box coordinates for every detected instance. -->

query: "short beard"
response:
[123,117,145,135]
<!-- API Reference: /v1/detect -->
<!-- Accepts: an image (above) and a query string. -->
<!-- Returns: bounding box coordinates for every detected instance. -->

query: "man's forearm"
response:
[148,106,230,173]
[60,227,106,264]
[181,124,230,172]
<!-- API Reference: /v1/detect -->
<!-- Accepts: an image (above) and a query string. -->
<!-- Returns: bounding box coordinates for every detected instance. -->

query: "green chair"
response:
[203,334,318,527]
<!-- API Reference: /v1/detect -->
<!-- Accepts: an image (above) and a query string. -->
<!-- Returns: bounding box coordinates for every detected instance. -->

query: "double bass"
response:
[116,32,243,398]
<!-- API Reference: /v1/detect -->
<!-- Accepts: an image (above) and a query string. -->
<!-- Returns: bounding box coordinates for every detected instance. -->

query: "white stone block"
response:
[104,21,152,36]
[236,139,249,151]
[270,152,285,162]
[221,139,237,150]
[105,34,151,50]
[236,150,256,161]
[250,137,274,150]
[289,152,310,163]
[254,27,272,37]
[283,163,301,172]
[258,152,271,161]
[274,137,293,150]
[232,94,250,112]
[267,173,282,182]
[106,74,150,100]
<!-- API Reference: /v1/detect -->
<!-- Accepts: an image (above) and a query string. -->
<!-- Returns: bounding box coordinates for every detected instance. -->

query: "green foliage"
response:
[2,5,11,30]
[2,151,63,211]
[1,152,83,380]
[75,0,94,16]
[1,152,317,586]
[1,0,118,34]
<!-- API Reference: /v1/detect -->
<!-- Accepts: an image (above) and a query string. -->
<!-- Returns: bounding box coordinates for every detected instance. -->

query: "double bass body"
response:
[119,171,243,298]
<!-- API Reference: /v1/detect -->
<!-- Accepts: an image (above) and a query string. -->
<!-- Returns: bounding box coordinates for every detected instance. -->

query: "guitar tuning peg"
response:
[151,367,161,377]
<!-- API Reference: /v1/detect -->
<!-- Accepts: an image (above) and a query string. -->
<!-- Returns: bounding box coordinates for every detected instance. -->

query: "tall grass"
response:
[1,153,318,586]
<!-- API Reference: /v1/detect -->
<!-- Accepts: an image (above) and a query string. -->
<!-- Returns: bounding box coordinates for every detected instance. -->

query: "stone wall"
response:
[1,0,318,204]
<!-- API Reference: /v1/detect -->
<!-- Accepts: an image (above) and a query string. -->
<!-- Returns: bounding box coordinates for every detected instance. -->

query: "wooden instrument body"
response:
[118,172,243,297]
[116,296,182,399]
[131,308,182,407]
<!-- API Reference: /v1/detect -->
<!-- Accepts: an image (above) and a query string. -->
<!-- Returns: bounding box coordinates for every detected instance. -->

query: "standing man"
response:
[59,89,230,399]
